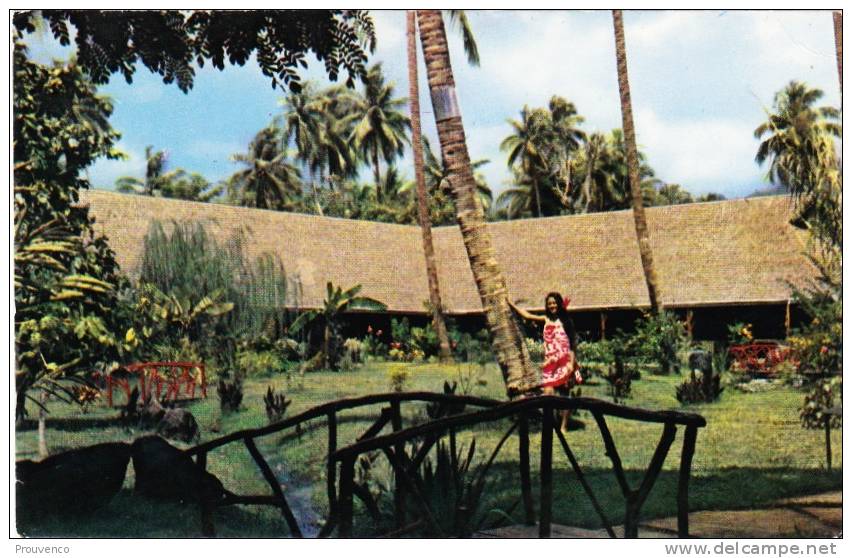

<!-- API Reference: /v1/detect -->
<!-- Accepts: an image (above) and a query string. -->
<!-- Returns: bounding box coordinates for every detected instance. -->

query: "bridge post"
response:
[678,425,698,537]
[338,454,356,537]
[518,412,535,524]
[327,411,338,514]
[390,400,406,529]
[539,404,554,538]
[196,451,215,537]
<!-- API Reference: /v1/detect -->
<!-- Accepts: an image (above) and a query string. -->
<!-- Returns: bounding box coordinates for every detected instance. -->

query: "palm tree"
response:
[407,11,486,362]
[833,12,842,93]
[351,63,411,199]
[501,106,549,217]
[754,81,841,246]
[227,127,302,210]
[655,183,693,206]
[446,10,480,66]
[281,85,358,214]
[501,97,586,217]
[416,10,538,396]
[115,145,179,196]
[612,10,663,314]
[754,81,841,192]
[160,171,223,202]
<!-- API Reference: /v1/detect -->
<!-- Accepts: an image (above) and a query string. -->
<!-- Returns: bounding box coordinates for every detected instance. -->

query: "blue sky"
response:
[22,9,842,201]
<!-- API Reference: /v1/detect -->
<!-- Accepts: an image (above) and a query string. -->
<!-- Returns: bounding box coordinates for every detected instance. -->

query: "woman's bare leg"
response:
[560,409,571,432]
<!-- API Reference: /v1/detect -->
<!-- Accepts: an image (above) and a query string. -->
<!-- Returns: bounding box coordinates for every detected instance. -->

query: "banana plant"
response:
[137,283,234,340]
[290,282,386,370]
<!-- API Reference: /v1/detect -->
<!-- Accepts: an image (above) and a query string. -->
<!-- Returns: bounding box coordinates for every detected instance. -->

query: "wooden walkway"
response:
[476,491,842,539]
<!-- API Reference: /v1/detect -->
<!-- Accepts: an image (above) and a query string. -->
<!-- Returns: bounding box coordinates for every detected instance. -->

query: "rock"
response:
[156,408,199,443]
[137,390,199,442]
[131,436,226,504]
[16,442,131,518]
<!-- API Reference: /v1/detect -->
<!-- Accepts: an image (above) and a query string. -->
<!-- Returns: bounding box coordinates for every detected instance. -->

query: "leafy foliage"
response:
[14,10,376,93]
[13,39,134,418]
[800,377,842,430]
[631,311,688,375]
[677,351,724,404]
[263,385,291,423]
[290,283,387,370]
[135,221,299,374]
[754,81,841,250]
[350,63,411,194]
[227,127,302,210]
[218,377,244,414]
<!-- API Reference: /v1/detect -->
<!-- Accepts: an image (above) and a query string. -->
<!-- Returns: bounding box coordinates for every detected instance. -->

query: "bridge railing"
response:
[183,391,502,537]
[329,395,706,538]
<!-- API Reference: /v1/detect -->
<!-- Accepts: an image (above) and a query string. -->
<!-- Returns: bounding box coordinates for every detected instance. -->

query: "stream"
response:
[271,460,323,538]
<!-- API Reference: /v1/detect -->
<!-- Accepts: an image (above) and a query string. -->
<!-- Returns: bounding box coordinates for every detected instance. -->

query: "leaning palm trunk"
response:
[833,11,842,94]
[407,11,453,363]
[612,10,663,314]
[417,10,537,395]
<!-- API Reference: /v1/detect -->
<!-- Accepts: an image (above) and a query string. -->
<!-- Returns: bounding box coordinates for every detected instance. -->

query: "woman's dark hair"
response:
[545,292,578,350]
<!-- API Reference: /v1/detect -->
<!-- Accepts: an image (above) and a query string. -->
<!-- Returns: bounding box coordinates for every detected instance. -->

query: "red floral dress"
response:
[542,318,582,389]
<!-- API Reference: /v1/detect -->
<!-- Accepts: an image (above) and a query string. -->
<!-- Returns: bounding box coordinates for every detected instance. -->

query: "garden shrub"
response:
[629,311,688,375]
[577,339,614,364]
[137,221,298,373]
[217,376,243,413]
[602,357,636,404]
[800,376,842,429]
[263,385,291,424]
[727,321,754,345]
[236,349,286,378]
[387,364,410,393]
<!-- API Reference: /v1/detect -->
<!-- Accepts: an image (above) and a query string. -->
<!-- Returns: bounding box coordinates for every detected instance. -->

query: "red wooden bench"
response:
[102,362,207,407]
[728,341,795,374]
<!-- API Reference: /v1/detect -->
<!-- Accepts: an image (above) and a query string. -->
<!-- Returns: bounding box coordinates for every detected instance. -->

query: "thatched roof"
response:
[80,190,817,314]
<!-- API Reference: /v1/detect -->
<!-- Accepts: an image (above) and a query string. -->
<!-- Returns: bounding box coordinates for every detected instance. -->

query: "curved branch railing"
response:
[185,393,705,539]
[184,391,502,537]
[328,396,706,538]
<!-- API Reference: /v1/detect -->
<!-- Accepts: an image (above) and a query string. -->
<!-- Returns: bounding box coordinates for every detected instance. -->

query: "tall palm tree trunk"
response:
[417,10,537,396]
[833,11,842,94]
[612,10,663,314]
[407,11,453,363]
[372,144,382,200]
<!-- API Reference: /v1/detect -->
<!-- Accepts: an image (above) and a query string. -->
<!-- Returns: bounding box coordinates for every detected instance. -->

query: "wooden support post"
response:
[685,310,694,341]
[244,437,303,537]
[338,455,356,538]
[327,411,338,512]
[626,422,677,538]
[390,400,406,528]
[196,451,215,537]
[600,312,607,341]
[554,426,617,538]
[518,413,536,525]
[785,299,791,338]
[539,404,554,538]
[824,416,832,471]
[677,425,698,538]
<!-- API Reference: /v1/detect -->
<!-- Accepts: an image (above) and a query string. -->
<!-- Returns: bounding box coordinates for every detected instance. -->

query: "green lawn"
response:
[15,361,841,537]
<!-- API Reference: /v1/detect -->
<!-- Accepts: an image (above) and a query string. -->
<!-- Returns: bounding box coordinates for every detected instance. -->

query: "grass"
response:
[15,361,842,537]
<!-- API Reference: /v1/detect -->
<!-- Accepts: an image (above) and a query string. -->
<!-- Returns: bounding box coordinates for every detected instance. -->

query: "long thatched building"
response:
[80,190,817,341]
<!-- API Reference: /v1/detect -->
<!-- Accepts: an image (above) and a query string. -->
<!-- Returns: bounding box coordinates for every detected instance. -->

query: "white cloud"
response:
[634,108,760,191]
[85,143,146,189]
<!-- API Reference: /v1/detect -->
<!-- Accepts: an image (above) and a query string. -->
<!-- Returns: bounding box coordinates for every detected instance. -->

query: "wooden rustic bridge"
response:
[184,392,706,538]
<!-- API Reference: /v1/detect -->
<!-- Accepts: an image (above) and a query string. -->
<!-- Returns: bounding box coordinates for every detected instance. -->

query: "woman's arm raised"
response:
[508,299,546,323]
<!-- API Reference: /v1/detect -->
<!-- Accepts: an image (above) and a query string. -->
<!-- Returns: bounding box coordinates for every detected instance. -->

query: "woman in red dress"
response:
[510,292,582,431]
